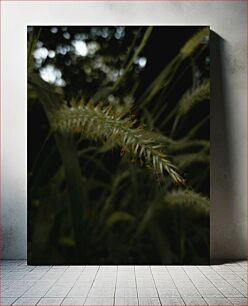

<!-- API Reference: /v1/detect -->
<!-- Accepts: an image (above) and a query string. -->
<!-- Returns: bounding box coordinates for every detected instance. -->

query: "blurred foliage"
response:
[28,26,210,264]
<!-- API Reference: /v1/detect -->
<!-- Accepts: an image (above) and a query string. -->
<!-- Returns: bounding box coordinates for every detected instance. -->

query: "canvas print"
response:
[28,26,210,265]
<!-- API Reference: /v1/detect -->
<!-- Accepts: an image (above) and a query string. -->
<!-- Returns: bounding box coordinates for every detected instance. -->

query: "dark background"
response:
[28,26,210,265]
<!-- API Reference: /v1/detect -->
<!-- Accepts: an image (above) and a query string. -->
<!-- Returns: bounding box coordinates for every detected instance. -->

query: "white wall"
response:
[1,1,246,260]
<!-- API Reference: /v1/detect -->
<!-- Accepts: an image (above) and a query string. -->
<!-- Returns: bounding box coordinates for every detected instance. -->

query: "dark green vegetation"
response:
[28,26,210,264]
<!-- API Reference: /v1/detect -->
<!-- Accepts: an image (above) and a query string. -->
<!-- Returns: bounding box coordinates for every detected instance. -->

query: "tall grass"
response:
[28,26,210,264]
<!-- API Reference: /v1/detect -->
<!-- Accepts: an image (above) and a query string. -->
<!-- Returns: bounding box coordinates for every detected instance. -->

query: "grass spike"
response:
[178,80,210,116]
[180,27,209,59]
[51,101,184,184]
